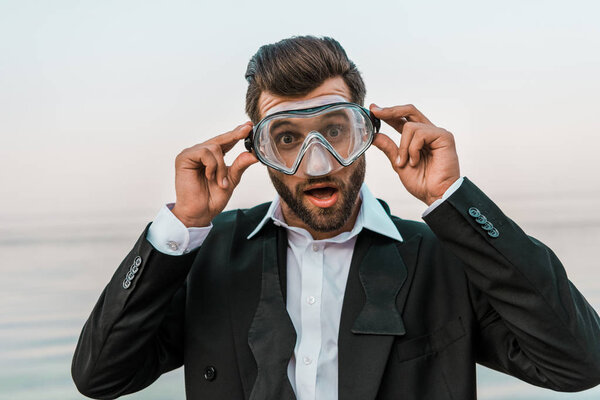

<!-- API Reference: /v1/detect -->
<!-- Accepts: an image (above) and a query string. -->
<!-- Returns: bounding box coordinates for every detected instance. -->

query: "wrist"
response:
[171,205,212,228]
[424,175,461,206]
[424,195,443,207]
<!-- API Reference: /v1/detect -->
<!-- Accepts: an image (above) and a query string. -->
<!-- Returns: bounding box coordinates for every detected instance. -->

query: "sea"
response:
[1,209,600,400]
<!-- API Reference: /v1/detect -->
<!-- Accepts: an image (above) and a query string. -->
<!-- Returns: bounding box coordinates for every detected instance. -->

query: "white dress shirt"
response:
[147,178,464,400]
[244,184,402,400]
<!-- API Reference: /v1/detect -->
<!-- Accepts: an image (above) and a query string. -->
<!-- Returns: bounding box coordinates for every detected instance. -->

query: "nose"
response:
[298,141,342,177]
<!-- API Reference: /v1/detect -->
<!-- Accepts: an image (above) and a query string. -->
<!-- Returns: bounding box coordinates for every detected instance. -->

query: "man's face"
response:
[257,77,366,234]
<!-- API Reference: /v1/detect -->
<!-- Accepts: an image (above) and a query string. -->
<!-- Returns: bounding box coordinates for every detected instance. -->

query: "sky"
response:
[0,0,599,230]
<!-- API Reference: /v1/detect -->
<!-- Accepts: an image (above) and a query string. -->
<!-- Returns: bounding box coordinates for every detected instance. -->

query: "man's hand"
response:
[370,104,460,206]
[171,122,258,227]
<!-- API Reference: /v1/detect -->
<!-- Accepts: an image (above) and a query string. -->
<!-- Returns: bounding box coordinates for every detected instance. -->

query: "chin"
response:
[268,157,366,233]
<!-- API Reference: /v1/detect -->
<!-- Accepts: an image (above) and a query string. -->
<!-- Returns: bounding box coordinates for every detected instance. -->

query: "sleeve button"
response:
[475,215,487,224]
[487,228,500,238]
[482,221,494,231]
[468,207,481,218]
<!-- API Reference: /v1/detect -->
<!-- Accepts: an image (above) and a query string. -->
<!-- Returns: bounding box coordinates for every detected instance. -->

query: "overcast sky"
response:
[1,0,599,230]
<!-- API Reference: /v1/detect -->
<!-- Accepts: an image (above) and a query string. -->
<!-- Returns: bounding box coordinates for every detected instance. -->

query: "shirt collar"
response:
[246,184,403,242]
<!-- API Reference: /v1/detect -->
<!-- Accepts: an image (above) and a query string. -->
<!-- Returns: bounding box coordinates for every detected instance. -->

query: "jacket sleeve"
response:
[71,224,198,399]
[423,177,600,392]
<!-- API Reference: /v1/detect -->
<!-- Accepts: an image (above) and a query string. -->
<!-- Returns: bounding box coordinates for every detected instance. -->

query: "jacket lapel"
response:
[240,222,297,400]
[338,229,422,400]
[228,210,296,400]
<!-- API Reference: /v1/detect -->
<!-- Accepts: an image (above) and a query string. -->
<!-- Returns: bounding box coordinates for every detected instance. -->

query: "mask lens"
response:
[323,106,371,160]
[267,117,305,169]
[253,103,375,174]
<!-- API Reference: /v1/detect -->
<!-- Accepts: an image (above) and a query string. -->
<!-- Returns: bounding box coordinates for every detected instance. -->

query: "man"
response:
[72,36,600,400]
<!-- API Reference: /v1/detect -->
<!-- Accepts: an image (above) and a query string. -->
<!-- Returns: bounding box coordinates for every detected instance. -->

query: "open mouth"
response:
[303,184,339,208]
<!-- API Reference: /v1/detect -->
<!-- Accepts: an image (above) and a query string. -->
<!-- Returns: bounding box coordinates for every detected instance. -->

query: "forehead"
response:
[257,76,352,120]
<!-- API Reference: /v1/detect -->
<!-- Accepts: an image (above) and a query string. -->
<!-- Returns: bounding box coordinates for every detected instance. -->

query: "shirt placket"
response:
[295,241,324,400]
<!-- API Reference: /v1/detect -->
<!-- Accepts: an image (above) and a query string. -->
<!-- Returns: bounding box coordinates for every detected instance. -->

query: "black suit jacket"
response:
[72,178,600,399]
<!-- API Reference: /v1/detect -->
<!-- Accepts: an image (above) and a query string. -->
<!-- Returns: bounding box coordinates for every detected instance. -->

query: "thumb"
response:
[372,132,403,168]
[228,151,259,187]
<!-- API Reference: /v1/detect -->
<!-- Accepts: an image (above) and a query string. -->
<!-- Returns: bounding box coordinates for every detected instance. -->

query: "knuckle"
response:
[196,146,208,155]
[175,148,190,165]
[403,121,416,131]
[443,129,454,139]
[203,155,216,167]
[206,143,220,153]
[391,108,404,118]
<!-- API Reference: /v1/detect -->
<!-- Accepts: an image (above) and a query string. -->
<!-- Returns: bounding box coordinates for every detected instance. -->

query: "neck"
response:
[279,197,362,240]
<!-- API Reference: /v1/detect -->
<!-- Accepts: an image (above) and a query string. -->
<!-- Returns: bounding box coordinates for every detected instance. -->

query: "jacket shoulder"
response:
[390,215,439,243]
[377,198,437,242]
[211,202,271,232]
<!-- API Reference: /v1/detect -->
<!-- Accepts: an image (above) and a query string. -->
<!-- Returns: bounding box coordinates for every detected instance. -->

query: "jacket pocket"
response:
[395,317,466,362]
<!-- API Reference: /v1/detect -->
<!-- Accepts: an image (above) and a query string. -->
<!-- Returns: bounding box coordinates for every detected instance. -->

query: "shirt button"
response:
[307,296,316,305]
[303,356,312,365]
[166,241,179,251]
[312,244,319,252]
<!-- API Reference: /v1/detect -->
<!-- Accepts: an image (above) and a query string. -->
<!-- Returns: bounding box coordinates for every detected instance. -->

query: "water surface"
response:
[1,216,599,399]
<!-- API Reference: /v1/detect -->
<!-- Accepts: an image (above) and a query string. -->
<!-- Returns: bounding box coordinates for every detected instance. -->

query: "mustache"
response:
[297,176,344,192]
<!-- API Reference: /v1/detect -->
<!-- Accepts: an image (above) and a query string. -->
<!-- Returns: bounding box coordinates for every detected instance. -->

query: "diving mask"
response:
[245,97,380,176]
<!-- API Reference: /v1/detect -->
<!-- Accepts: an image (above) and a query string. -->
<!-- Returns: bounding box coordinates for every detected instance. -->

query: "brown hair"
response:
[244,36,366,124]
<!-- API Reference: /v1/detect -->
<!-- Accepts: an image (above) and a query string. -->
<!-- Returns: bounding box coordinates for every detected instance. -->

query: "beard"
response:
[268,157,366,233]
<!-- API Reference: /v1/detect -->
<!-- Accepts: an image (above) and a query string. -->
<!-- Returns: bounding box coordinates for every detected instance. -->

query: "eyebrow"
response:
[268,110,351,132]
[321,110,351,121]
[269,120,295,132]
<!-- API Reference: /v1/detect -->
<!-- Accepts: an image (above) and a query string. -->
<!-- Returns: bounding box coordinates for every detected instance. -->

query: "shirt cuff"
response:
[421,177,465,218]
[146,203,213,255]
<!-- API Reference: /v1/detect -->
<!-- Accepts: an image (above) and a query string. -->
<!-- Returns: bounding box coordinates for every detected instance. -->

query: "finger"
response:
[408,130,427,167]
[198,148,218,181]
[212,122,254,154]
[228,151,259,187]
[207,144,229,189]
[371,132,399,167]
[397,122,419,167]
[371,103,432,125]
[370,104,407,132]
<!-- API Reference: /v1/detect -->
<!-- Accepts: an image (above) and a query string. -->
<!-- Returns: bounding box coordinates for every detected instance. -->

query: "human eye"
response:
[325,124,346,140]
[275,131,302,147]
